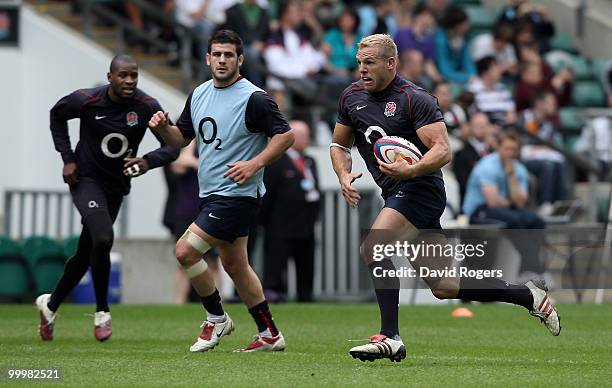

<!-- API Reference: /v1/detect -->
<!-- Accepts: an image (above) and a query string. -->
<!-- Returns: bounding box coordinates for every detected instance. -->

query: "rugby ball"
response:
[373,136,422,164]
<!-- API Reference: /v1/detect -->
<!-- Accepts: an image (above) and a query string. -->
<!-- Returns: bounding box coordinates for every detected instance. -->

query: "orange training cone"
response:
[451,307,474,318]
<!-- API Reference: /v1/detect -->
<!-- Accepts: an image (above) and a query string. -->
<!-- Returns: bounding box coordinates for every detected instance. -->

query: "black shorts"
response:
[70,177,123,223]
[193,194,261,243]
[383,177,446,230]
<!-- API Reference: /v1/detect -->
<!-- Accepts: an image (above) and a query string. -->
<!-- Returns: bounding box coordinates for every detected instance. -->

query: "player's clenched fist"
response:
[149,111,170,131]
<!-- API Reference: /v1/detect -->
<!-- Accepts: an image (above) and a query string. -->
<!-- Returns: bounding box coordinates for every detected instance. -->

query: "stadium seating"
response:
[557,56,592,81]
[571,81,607,107]
[549,32,577,54]
[558,107,586,150]
[0,236,30,298]
[464,5,496,35]
[591,58,610,82]
[559,107,585,132]
[20,236,67,294]
[0,235,79,297]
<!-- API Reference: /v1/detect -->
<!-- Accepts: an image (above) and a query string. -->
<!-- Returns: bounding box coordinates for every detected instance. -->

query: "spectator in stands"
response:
[322,7,361,79]
[312,0,344,31]
[515,57,573,111]
[221,0,271,87]
[426,0,448,22]
[261,120,320,302]
[513,21,537,59]
[93,0,173,50]
[156,0,182,56]
[498,0,555,51]
[399,50,430,89]
[468,56,516,127]
[463,131,546,277]
[453,112,496,208]
[394,0,417,30]
[435,5,475,84]
[394,4,434,56]
[175,0,234,53]
[373,0,397,35]
[357,0,397,38]
[575,63,612,180]
[394,4,442,85]
[455,90,476,119]
[518,91,566,210]
[432,81,469,136]
[301,0,325,46]
[264,0,327,112]
[498,0,524,24]
[125,1,145,35]
[471,22,518,77]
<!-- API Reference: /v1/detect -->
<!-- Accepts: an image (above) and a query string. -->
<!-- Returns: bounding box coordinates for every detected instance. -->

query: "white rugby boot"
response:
[349,334,406,362]
[189,314,235,352]
[526,279,561,336]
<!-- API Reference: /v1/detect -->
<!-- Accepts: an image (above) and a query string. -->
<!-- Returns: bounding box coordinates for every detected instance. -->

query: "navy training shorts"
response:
[382,177,446,230]
[193,194,261,243]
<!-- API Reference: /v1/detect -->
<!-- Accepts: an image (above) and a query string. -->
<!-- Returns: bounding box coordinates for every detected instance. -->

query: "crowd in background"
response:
[85,2,610,158]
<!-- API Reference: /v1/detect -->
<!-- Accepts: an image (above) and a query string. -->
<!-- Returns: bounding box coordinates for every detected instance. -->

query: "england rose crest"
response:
[126,111,139,127]
[384,101,396,117]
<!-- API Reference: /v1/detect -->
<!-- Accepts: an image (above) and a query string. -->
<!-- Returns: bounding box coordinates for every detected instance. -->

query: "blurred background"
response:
[0,0,610,306]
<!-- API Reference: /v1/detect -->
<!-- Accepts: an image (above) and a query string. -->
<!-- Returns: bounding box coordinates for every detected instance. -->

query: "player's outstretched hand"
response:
[123,157,150,177]
[63,162,79,186]
[149,111,170,132]
[377,149,416,180]
[224,160,261,185]
[340,172,362,208]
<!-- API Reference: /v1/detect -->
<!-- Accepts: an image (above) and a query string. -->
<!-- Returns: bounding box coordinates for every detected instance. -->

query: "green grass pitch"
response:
[1,303,611,387]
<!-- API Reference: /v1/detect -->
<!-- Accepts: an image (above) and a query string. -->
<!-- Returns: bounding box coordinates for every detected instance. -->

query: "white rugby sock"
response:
[260,328,273,338]
[207,312,226,323]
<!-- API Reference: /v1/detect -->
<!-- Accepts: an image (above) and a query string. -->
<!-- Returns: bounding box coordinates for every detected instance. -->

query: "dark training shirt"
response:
[50,85,179,195]
[337,75,445,194]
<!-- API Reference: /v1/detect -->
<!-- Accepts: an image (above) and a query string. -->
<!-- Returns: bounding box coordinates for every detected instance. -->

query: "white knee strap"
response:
[181,229,211,254]
[180,229,211,278]
[184,259,208,278]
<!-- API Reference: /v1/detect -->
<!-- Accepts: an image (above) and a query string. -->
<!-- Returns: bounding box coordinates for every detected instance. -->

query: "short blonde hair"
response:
[358,34,398,59]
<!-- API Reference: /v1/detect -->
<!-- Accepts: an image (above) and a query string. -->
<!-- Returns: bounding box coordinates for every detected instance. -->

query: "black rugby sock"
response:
[48,255,90,312]
[368,260,400,338]
[249,300,279,337]
[456,277,534,310]
[200,289,224,316]
[48,229,92,312]
[87,212,114,313]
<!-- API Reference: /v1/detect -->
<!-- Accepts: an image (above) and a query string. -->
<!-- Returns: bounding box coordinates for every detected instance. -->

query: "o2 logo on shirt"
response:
[101,133,130,158]
[198,117,223,150]
[363,125,388,144]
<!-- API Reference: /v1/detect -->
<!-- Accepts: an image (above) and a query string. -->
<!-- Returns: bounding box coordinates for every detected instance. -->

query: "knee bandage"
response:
[181,229,211,254]
[180,229,212,278]
[184,259,208,278]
